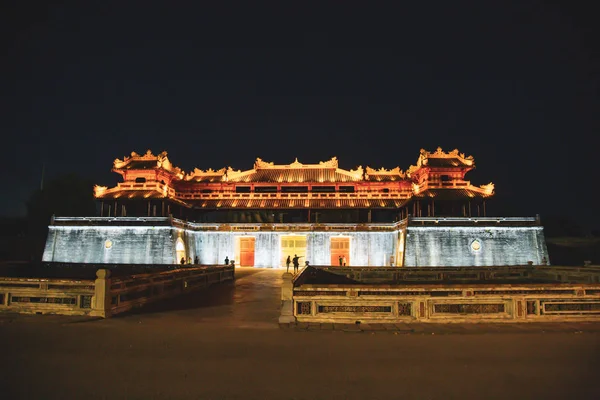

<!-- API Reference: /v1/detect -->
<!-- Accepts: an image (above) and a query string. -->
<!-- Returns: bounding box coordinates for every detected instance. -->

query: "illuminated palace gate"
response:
[42,147,549,267]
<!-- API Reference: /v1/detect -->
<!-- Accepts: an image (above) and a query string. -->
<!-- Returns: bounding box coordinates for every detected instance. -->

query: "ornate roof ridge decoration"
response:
[254,158,275,169]
[184,167,227,181]
[345,165,364,181]
[114,149,162,168]
[416,147,475,167]
[253,156,339,169]
[224,166,255,182]
[365,166,405,178]
[479,182,495,196]
[113,150,184,178]
[406,164,420,178]
[94,185,108,197]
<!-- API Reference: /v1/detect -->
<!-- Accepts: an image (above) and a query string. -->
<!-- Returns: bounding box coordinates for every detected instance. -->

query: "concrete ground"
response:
[1,267,599,400]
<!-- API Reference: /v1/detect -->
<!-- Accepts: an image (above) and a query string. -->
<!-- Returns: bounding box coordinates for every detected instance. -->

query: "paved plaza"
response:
[1,268,599,399]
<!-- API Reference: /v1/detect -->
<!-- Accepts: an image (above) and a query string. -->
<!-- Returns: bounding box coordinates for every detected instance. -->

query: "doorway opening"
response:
[281,235,307,268]
[331,237,350,266]
[175,238,186,264]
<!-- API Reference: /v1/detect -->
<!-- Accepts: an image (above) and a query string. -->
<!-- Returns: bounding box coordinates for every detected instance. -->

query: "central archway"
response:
[175,238,186,264]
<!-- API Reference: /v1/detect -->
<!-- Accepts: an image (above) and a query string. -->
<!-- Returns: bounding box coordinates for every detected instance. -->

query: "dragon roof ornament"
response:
[94,185,108,197]
[253,156,339,169]
[479,182,495,196]
[184,167,227,181]
[224,166,253,182]
[365,166,405,179]
[346,165,364,181]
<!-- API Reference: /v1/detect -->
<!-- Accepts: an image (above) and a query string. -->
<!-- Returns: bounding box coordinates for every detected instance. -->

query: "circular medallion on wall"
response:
[105,239,113,249]
[471,239,481,252]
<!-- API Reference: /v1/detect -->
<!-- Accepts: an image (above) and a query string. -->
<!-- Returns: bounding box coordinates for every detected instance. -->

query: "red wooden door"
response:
[240,237,255,267]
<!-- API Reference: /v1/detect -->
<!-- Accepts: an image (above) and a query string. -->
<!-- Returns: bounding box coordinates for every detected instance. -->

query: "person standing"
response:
[224,256,229,266]
[286,255,291,272]
[342,255,347,266]
[292,254,300,274]
[338,255,343,266]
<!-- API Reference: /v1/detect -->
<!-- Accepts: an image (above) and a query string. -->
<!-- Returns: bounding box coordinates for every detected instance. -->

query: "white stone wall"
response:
[403,226,550,266]
[42,225,176,264]
[42,219,549,268]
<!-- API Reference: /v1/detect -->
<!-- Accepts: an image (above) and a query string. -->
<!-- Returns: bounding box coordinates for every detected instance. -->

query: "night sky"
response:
[2,1,598,228]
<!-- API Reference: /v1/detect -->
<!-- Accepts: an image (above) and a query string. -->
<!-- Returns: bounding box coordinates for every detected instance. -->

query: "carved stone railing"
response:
[282,265,600,324]
[295,265,600,285]
[92,265,235,317]
[0,277,95,316]
[0,265,234,318]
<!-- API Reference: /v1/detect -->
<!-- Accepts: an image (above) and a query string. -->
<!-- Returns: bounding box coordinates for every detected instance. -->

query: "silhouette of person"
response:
[292,254,301,274]
[225,256,229,265]
[342,255,347,266]
[286,255,291,272]
[180,257,185,265]
[194,256,199,265]
[338,255,343,267]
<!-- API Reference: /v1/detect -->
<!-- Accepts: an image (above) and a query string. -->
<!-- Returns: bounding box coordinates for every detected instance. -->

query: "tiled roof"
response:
[365,174,406,182]
[226,168,361,183]
[188,175,224,183]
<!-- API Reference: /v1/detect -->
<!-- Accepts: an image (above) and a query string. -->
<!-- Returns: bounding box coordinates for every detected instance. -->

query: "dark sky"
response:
[2,1,598,228]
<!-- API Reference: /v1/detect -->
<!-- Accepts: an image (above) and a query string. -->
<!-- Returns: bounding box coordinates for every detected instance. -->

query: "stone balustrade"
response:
[0,276,95,316]
[282,265,600,324]
[0,265,234,318]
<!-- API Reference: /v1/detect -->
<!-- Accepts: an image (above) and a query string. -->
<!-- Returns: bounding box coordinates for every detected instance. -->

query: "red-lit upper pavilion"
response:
[94,147,494,223]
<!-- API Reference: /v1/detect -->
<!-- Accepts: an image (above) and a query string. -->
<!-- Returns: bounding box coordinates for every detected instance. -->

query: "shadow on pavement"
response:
[114,268,264,317]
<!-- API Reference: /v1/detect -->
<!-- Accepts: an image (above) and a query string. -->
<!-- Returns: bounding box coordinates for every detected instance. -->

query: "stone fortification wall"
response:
[43,225,176,264]
[403,224,549,267]
[42,217,548,268]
